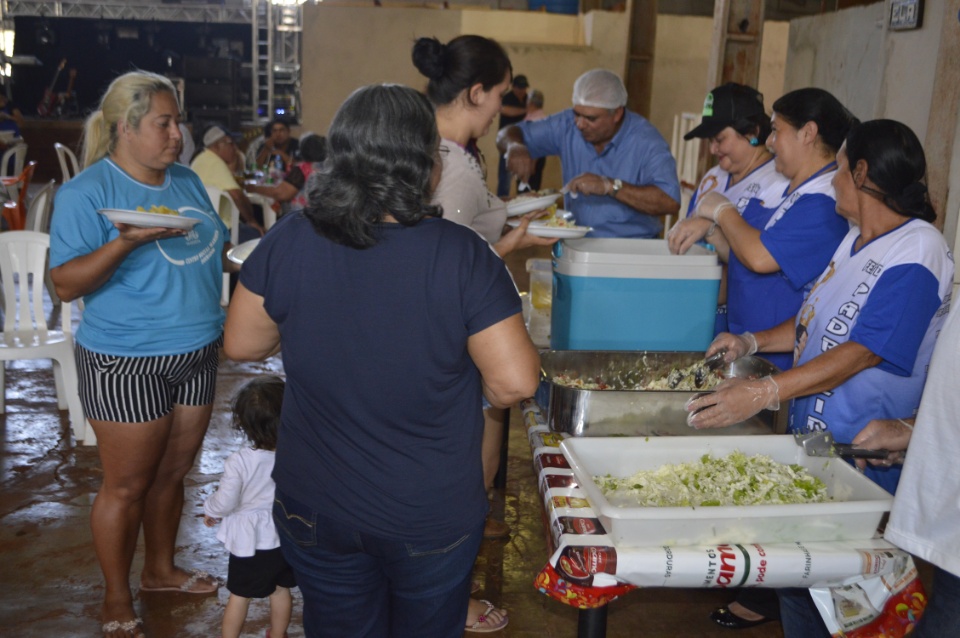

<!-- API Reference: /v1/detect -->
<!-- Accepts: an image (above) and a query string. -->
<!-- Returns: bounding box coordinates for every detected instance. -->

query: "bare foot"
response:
[727,601,766,622]
[139,566,218,594]
[465,598,508,632]
[102,595,144,638]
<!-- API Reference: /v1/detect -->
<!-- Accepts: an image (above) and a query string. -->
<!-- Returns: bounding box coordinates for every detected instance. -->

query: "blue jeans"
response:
[273,490,484,638]
[778,588,830,638]
[912,566,960,638]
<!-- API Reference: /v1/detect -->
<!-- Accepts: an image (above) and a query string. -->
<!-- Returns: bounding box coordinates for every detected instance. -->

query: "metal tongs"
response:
[703,349,728,371]
[794,431,889,459]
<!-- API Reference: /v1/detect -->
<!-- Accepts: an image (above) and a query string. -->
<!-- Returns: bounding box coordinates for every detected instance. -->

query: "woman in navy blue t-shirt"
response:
[224,84,540,638]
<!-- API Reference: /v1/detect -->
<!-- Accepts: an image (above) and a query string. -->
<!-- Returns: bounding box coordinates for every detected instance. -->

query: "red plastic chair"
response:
[2,161,37,231]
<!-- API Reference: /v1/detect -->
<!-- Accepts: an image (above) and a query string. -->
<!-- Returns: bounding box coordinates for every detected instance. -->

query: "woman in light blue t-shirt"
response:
[49,71,232,638]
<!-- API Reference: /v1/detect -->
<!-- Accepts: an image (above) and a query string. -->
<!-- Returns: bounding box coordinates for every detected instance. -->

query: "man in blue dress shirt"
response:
[497,69,680,238]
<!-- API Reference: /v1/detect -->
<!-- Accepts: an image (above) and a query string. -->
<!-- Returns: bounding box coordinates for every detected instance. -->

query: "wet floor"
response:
[1,349,789,638]
[0,246,790,637]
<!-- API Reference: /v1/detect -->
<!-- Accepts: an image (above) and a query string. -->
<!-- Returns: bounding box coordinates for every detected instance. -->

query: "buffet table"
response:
[520,401,925,638]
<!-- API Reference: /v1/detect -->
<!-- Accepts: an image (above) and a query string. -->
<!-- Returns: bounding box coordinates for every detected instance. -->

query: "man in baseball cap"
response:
[497,68,680,238]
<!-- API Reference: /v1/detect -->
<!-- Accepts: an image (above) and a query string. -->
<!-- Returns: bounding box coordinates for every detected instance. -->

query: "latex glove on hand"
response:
[564,173,613,198]
[667,217,714,255]
[686,376,779,429]
[851,418,912,470]
[705,332,757,364]
[505,143,536,183]
[694,191,737,223]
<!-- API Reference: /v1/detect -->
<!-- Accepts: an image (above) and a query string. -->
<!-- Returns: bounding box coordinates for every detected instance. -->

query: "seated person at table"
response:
[253,117,300,172]
[497,69,680,238]
[0,92,24,173]
[245,133,326,216]
[191,125,264,241]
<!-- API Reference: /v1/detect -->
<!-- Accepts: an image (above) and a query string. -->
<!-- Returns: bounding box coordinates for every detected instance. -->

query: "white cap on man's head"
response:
[203,126,231,147]
[572,69,628,109]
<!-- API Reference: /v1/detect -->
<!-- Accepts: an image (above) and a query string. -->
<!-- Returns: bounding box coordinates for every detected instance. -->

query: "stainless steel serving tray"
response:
[541,350,786,437]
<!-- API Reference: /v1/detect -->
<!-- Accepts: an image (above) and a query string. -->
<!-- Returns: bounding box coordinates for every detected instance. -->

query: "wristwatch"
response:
[611,178,623,196]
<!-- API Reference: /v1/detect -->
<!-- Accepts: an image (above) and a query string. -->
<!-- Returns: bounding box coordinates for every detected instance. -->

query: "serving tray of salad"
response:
[560,435,893,546]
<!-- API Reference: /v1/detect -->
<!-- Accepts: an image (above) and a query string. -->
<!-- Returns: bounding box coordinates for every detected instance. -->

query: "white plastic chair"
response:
[54,142,81,184]
[204,186,240,306]
[1,143,28,200]
[24,179,62,308]
[0,231,94,444]
[1,142,27,178]
[25,179,56,233]
[667,112,702,235]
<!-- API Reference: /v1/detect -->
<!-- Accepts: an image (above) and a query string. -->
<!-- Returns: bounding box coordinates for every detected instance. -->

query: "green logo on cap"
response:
[702,93,714,117]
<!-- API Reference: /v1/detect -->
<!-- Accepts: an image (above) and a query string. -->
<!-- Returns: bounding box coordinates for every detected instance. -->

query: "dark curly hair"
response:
[299,134,327,163]
[412,35,512,108]
[302,84,442,249]
[845,119,936,223]
[232,376,285,451]
[772,88,858,155]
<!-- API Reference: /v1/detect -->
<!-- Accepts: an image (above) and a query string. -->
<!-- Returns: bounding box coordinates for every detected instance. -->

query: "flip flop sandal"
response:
[465,600,509,634]
[709,606,773,629]
[139,569,219,594]
[102,617,144,638]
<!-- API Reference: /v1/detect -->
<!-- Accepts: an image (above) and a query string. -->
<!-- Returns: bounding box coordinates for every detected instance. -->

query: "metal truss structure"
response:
[0,0,304,122]
[0,0,253,23]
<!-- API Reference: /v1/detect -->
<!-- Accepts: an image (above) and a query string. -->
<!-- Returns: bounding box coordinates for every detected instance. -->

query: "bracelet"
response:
[897,418,914,431]
[705,222,717,237]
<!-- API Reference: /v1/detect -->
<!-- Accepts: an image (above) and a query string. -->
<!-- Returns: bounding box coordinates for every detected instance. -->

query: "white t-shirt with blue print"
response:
[790,219,953,493]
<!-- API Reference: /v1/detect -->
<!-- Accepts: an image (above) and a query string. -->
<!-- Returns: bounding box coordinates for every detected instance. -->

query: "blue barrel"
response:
[528,0,579,15]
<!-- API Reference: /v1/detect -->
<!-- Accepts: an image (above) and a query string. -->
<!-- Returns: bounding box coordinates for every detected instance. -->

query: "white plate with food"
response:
[99,208,200,230]
[507,215,592,239]
[226,238,261,265]
[505,192,563,216]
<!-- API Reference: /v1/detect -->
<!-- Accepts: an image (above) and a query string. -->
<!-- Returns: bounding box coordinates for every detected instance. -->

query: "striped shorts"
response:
[75,337,222,423]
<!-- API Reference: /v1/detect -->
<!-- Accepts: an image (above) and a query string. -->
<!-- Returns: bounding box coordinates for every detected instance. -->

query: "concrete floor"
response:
[1,244,786,637]
[0,350,789,638]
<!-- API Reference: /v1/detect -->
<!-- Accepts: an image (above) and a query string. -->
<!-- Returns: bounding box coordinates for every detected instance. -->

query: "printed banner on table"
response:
[520,399,926,632]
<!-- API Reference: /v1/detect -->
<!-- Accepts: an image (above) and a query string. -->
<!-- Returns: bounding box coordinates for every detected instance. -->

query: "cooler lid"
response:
[555,238,717,267]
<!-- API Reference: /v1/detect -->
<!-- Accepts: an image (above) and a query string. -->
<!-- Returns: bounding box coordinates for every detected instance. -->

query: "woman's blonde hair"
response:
[81,71,179,168]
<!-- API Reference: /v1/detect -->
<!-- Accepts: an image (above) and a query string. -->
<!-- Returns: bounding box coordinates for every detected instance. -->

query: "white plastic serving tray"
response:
[560,435,893,547]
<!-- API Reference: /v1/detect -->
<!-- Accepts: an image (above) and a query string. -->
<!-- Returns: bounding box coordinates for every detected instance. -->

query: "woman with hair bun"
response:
[412,35,556,256]
[413,33,550,633]
[49,71,228,637]
[224,83,540,637]
[671,87,855,371]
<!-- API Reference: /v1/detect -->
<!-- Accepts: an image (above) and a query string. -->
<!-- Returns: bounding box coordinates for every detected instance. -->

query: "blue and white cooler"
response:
[551,238,721,351]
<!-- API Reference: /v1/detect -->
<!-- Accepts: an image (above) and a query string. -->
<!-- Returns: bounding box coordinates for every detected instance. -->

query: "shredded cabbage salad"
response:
[595,451,828,508]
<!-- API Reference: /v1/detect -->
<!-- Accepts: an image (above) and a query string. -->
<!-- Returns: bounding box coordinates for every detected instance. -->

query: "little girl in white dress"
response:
[204,376,295,638]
